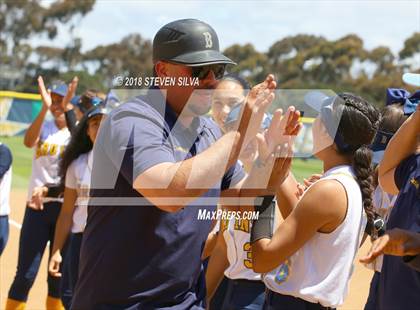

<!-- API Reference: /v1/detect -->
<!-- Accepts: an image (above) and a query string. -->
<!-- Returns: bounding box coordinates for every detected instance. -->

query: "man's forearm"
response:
[136,131,242,210]
[237,160,277,198]
[168,131,241,191]
[404,232,420,254]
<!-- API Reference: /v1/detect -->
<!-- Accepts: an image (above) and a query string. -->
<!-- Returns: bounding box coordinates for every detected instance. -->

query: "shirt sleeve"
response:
[221,161,246,190]
[103,106,176,185]
[394,154,418,190]
[0,144,12,179]
[131,118,176,179]
[65,160,78,189]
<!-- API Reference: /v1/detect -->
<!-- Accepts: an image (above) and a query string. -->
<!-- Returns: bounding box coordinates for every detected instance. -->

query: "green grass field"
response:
[291,157,323,182]
[1,136,322,190]
[1,136,33,189]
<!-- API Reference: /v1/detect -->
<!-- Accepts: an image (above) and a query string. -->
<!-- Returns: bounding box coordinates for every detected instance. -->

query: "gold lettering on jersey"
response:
[234,218,250,233]
[35,142,65,159]
[243,242,253,269]
[50,144,58,155]
[220,219,229,232]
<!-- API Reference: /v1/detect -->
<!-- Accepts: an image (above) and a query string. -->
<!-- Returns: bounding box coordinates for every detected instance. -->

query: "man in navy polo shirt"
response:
[71,19,295,310]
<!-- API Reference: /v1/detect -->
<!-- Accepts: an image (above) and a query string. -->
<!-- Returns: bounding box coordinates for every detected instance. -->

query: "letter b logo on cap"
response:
[203,32,213,48]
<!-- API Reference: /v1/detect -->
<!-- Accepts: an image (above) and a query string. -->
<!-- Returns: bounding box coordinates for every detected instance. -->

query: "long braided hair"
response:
[333,93,380,227]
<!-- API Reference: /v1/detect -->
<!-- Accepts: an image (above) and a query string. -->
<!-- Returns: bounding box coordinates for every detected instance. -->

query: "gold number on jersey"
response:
[243,242,253,269]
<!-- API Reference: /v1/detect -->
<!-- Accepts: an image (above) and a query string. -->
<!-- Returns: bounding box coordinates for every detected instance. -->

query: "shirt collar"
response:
[146,86,205,135]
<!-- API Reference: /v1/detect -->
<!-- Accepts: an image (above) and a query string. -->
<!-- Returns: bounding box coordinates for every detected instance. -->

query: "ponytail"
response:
[351,145,375,227]
[334,93,380,229]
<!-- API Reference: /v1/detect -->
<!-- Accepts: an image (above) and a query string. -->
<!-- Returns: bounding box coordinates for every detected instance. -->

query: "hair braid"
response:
[352,146,375,225]
[336,93,380,227]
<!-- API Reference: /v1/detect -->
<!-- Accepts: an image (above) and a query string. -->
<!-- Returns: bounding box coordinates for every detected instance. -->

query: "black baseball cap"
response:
[153,19,236,67]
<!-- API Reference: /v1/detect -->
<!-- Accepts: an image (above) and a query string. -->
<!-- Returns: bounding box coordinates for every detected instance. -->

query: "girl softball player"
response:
[207,75,253,310]
[48,106,108,308]
[207,102,274,310]
[6,77,71,310]
[208,73,279,309]
[251,92,380,309]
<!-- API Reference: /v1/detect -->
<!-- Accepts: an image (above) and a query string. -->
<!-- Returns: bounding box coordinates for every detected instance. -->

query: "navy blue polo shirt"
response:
[71,88,245,310]
[0,143,12,179]
[378,154,420,310]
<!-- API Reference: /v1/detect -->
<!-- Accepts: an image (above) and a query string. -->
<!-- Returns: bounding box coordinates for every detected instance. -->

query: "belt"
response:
[230,278,265,287]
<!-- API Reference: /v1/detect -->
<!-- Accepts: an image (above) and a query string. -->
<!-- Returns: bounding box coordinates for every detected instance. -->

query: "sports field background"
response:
[0,136,373,309]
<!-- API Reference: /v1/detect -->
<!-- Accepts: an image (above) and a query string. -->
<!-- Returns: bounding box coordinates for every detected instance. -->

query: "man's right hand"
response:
[238,74,277,147]
[256,106,302,162]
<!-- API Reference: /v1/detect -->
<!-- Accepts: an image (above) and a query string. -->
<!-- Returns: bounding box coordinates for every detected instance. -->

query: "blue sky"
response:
[35,0,420,54]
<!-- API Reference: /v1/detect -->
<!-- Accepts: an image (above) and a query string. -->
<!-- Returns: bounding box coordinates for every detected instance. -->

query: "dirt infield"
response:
[0,190,374,310]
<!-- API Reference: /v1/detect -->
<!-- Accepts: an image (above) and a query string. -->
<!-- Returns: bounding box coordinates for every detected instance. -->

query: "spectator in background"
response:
[0,142,12,256]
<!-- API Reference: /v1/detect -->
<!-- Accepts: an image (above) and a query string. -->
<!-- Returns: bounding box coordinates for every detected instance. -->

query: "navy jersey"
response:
[0,143,13,216]
[378,154,420,310]
[71,88,245,310]
[0,143,12,179]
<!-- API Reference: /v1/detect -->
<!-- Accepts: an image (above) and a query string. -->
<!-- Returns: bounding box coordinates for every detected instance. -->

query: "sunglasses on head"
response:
[190,64,226,80]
